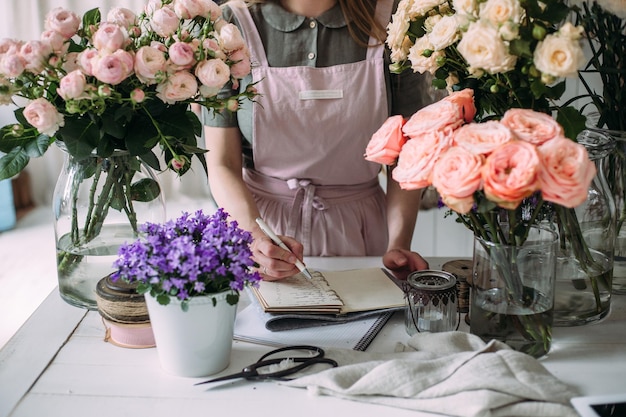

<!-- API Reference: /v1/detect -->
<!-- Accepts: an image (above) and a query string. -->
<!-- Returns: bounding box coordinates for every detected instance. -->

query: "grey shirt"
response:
[205,1,434,166]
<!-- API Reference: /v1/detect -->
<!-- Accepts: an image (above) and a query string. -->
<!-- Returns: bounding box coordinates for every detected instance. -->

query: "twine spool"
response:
[442,259,473,314]
[96,275,155,349]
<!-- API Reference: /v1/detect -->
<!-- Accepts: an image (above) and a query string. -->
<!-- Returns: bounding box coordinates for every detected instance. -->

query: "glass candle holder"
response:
[404,270,459,335]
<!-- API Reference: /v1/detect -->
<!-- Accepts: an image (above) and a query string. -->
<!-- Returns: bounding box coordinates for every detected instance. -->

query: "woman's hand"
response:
[383,248,429,274]
[252,234,305,281]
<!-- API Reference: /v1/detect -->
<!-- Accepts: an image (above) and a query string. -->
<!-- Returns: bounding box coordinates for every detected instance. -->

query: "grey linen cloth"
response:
[281,331,579,417]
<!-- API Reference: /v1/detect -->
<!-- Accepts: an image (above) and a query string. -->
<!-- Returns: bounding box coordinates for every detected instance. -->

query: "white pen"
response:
[255,217,314,280]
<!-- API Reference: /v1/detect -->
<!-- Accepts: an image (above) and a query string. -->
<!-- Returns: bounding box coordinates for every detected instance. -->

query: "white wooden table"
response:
[1,257,625,417]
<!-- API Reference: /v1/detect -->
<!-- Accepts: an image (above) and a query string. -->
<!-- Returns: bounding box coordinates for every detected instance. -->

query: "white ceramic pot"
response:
[145,291,237,377]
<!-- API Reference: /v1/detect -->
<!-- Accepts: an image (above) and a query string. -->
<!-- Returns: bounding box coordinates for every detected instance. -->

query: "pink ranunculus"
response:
[227,48,251,79]
[40,30,66,53]
[501,108,564,145]
[453,120,514,156]
[195,58,230,89]
[538,137,596,208]
[432,146,484,214]
[150,7,180,38]
[482,140,541,210]
[24,98,64,136]
[57,69,87,100]
[156,70,198,104]
[168,41,196,68]
[134,46,166,84]
[93,23,128,53]
[78,49,98,76]
[44,7,80,39]
[440,88,477,123]
[402,100,465,140]
[107,7,137,29]
[0,52,25,77]
[92,52,132,85]
[364,115,407,165]
[392,128,453,190]
[20,40,52,73]
[218,23,246,52]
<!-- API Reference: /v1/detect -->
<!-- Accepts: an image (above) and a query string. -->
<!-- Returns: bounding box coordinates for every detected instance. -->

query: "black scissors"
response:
[195,345,338,385]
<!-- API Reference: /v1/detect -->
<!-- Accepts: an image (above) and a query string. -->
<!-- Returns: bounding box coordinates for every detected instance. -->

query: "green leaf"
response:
[156,293,171,306]
[139,150,161,171]
[58,117,100,160]
[556,106,587,140]
[0,148,29,180]
[82,8,101,29]
[130,178,161,202]
[136,283,151,294]
[23,134,52,158]
[109,183,126,211]
[226,293,239,306]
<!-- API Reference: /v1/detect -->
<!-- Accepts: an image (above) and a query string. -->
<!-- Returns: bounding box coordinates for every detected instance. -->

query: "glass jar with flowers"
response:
[569,0,626,294]
[111,208,262,377]
[365,89,597,357]
[0,2,257,309]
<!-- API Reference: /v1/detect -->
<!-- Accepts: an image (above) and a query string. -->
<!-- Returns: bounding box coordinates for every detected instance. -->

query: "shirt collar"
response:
[260,2,347,32]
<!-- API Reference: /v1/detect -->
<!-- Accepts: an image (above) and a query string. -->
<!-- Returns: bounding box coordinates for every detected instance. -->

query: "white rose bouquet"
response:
[387,0,587,138]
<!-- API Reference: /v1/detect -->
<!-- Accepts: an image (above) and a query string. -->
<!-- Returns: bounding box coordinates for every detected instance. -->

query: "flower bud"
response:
[98,85,112,97]
[130,88,145,103]
[226,97,239,112]
[532,24,547,41]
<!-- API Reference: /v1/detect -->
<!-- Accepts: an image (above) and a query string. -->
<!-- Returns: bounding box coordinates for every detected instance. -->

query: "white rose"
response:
[533,32,585,78]
[424,14,442,32]
[387,8,412,61]
[409,0,446,16]
[408,36,444,74]
[428,15,460,51]
[453,0,479,16]
[457,21,517,74]
[479,0,523,26]
[557,22,584,40]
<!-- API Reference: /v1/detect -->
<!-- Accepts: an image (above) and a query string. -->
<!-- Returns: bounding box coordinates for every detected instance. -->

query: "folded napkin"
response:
[282,332,580,417]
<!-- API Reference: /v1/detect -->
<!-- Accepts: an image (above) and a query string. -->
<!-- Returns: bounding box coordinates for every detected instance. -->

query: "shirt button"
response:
[307,52,315,60]
[309,20,316,29]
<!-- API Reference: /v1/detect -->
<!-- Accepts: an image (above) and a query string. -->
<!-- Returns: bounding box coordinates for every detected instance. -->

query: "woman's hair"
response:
[239,0,386,46]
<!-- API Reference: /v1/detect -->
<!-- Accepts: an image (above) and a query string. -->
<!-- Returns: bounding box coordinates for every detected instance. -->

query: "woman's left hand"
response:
[383,248,429,273]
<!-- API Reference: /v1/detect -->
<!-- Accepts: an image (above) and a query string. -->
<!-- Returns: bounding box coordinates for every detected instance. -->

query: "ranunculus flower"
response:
[392,128,453,190]
[364,115,407,165]
[453,120,514,155]
[195,58,230,89]
[150,7,180,38]
[533,29,585,78]
[500,108,564,145]
[58,69,87,99]
[44,7,80,39]
[538,137,596,207]
[457,20,517,74]
[134,45,166,84]
[218,23,246,52]
[432,146,484,214]
[482,140,541,209]
[156,70,198,104]
[168,41,196,68]
[402,99,465,139]
[23,98,65,136]
[107,7,137,29]
[93,23,128,53]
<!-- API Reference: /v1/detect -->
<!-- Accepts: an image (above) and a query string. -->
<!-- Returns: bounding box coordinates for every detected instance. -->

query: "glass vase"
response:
[599,128,626,295]
[470,226,558,359]
[53,147,165,310]
[553,130,616,326]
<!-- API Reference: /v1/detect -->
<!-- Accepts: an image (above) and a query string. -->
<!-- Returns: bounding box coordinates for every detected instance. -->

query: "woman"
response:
[204,0,433,280]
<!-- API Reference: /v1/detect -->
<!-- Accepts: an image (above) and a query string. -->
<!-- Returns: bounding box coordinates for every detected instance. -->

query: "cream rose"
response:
[428,15,460,51]
[453,0,479,16]
[156,70,198,104]
[533,31,585,78]
[195,58,230,89]
[453,120,514,155]
[501,108,564,145]
[457,21,517,74]
[407,36,443,74]
[479,0,523,26]
[538,137,596,207]
[432,147,484,214]
[364,115,407,165]
[482,140,541,209]
[409,0,447,16]
[134,46,166,84]
[24,98,65,136]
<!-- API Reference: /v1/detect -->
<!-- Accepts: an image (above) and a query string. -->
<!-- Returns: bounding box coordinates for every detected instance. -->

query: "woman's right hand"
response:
[251,234,305,281]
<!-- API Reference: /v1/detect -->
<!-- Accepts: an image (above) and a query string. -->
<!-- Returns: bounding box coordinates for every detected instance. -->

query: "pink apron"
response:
[230,1,392,256]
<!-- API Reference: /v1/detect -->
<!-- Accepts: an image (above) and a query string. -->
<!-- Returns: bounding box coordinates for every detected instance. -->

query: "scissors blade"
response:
[194,370,253,385]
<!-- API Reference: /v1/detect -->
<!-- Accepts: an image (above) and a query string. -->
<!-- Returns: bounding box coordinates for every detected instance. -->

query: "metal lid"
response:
[407,270,457,292]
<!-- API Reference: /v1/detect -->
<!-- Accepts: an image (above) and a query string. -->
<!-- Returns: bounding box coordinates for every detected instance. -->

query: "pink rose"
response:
[150,7,180,37]
[156,70,198,104]
[440,88,476,123]
[432,146,484,214]
[93,23,128,53]
[20,40,52,73]
[482,140,541,209]
[92,51,133,85]
[134,46,166,84]
[174,0,219,19]
[44,7,80,39]
[228,48,251,79]
[501,108,564,145]
[40,30,66,53]
[24,98,64,136]
[453,120,514,155]
[0,39,21,55]
[538,137,596,208]
[168,41,196,68]
[107,7,137,29]
[402,100,465,139]
[364,115,407,165]
[218,23,246,52]
[61,52,80,73]
[78,49,98,76]
[58,69,87,100]
[392,128,453,190]
[195,58,230,89]
[203,38,226,60]
[0,52,25,77]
